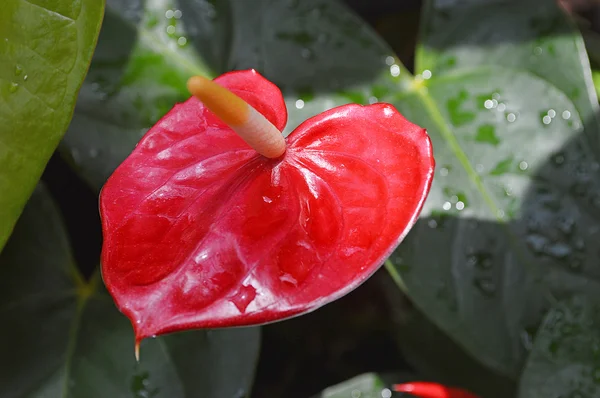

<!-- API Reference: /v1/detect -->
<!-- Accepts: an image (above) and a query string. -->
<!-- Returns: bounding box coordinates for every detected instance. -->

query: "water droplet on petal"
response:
[280,273,298,286]
[562,110,571,119]
[390,65,400,77]
[229,285,257,313]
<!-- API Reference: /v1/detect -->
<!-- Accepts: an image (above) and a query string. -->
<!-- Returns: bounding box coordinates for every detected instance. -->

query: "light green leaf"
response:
[316,373,388,398]
[61,0,400,190]
[0,0,105,251]
[0,185,260,398]
[518,293,600,398]
[385,0,600,378]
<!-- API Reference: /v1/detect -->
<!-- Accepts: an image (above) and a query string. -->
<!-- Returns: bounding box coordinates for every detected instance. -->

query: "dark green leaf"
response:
[385,0,600,378]
[518,293,600,398]
[380,276,516,398]
[61,0,400,190]
[0,185,260,398]
[0,0,105,251]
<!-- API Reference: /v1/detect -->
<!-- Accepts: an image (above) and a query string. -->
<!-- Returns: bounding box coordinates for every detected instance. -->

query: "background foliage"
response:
[3,0,600,397]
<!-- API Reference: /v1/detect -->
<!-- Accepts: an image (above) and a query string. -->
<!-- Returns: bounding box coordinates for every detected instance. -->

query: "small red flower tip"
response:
[393,382,480,398]
[99,69,435,346]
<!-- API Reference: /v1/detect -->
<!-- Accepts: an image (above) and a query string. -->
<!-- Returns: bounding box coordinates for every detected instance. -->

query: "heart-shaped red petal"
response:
[100,70,434,340]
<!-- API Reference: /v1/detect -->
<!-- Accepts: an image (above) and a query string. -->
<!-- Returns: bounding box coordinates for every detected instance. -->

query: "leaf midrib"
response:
[104,3,215,80]
[414,85,504,219]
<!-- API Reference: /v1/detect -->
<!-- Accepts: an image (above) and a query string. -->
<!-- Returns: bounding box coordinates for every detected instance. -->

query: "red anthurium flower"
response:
[99,69,434,352]
[393,382,480,398]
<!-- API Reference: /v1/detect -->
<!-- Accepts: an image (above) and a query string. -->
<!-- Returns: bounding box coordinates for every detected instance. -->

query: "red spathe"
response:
[100,69,434,341]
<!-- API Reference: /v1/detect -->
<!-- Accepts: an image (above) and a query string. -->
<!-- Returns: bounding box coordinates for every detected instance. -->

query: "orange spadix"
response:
[187,75,286,158]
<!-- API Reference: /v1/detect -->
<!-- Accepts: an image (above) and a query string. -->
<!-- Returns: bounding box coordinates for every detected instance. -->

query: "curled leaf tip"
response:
[186,75,286,158]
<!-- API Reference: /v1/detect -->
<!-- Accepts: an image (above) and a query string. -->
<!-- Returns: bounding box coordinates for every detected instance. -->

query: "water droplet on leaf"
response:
[473,277,496,297]
[467,250,494,270]
[552,152,566,166]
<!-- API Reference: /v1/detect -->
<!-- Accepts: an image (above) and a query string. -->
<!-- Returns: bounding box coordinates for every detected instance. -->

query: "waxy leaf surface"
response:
[0,0,104,251]
[100,70,433,339]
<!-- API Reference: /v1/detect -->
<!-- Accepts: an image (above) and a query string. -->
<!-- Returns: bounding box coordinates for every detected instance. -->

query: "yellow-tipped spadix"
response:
[187,76,286,158]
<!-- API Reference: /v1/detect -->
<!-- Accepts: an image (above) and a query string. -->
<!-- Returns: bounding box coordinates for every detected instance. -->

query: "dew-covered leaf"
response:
[384,0,600,377]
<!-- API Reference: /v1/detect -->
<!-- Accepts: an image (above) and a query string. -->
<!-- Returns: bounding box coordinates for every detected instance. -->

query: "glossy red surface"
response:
[393,382,480,398]
[100,69,434,341]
